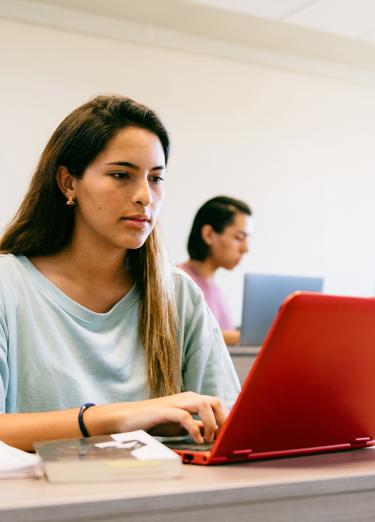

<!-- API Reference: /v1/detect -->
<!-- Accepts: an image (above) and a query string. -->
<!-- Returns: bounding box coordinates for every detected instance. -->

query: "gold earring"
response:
[66,195,76,206]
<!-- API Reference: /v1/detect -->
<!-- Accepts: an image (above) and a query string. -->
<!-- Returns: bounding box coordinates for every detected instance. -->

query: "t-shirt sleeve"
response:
[177,274,240,408]
[0,288,9,413]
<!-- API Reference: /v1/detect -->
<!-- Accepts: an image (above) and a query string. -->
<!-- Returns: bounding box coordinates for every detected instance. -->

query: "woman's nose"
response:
[133,179,152,207]
[241,239,249,254]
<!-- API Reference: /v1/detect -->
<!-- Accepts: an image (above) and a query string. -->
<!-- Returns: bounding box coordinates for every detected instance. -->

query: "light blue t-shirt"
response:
[0,255,240,413]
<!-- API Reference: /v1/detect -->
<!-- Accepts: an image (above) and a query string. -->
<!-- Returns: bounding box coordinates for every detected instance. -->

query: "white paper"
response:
[0,440,42,479]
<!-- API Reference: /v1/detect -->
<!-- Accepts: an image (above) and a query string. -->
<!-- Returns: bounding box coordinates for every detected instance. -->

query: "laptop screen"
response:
[240,273,324,346]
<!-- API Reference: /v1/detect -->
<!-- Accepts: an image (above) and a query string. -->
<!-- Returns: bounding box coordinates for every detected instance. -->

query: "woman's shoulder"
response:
[0,253,19,273]
[0,255,25,308]
[172,265,203,294]
[171,266,206,309]
[0,254,35,293]
[0,254,29,290]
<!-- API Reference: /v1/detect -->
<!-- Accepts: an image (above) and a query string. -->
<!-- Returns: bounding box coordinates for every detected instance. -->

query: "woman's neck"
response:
[187,258,217,280]
[29,241,132,313]
[53,244,129,286]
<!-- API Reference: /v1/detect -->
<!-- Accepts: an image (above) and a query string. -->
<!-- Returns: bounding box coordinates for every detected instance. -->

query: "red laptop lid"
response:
[212,292,375,461]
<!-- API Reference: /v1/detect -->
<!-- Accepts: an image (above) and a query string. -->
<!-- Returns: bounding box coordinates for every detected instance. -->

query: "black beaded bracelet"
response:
[78,402,96,438]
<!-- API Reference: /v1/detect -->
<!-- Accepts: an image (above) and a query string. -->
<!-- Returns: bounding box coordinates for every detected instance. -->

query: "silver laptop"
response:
[240,273,324,346]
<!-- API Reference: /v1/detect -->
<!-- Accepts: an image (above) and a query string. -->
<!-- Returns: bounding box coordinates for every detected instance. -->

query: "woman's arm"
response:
[0,392,227,451]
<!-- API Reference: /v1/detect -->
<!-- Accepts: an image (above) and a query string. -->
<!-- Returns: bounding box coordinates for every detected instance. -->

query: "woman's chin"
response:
[221,261,237,270]
[124,238,148,250]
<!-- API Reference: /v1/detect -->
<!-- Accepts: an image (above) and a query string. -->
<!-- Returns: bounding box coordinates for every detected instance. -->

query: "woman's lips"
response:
[121,215,151,229]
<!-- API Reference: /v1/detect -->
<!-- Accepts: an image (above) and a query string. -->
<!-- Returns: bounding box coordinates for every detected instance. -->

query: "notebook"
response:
[165,292,375,465]
[240,273,324,346]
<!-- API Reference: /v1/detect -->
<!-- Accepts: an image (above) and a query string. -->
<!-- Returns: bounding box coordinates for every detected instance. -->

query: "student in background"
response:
[0,95,240,451]
[179,196,252,346]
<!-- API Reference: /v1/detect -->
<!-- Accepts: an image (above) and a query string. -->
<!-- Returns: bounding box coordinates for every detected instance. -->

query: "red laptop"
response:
[167,292,375,464]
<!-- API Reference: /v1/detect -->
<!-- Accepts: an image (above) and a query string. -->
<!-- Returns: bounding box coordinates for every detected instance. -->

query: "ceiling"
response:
[4,0,375,77]
[182,0,375,42]
[17,0,375,43]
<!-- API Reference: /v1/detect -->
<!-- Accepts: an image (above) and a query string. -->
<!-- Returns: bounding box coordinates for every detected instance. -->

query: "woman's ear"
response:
[56,166,75,200]
[201,224,215,246]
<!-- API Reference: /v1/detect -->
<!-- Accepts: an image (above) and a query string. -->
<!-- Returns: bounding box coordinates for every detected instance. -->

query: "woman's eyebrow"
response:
[107,161,138,169]
[106,161,165,171]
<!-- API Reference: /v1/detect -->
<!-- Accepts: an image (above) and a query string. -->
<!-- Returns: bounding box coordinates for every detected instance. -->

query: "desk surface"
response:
[2,448,375,522]
[228,345,259,384]
[228,345,260,356]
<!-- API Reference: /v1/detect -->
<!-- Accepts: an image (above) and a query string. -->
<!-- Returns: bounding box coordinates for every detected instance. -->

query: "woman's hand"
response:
[92,392,228,444]
[0,393,228,451]
[222,329,240,346]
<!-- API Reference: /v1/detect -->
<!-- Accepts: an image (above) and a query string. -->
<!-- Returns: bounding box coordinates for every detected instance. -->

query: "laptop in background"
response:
[166,292,375,464]
[240,273,324,346]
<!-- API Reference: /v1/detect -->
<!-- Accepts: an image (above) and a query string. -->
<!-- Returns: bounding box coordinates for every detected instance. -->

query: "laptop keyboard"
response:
[156,436,213,452]
[164,441,213,452]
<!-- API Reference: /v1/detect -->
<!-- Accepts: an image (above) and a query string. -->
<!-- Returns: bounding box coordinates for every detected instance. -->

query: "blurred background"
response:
[1,0,375,324]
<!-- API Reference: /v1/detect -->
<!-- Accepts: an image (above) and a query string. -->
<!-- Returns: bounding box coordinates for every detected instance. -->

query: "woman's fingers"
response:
[193,396,228,442]
[208,396,228,429]
[157,407,203,443]
[112,393,229,444]
[190,397,217,442]
[160,392,229,442]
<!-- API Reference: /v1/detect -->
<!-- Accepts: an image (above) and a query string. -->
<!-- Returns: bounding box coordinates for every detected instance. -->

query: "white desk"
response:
[2,448,375,521]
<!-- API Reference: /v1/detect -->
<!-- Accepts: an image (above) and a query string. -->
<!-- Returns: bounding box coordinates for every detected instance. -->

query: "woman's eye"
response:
[150,175,165,184]
[111,172,129,180]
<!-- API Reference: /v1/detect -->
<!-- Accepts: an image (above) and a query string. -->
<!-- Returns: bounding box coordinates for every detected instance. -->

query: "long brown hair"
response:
[0,94,181,398]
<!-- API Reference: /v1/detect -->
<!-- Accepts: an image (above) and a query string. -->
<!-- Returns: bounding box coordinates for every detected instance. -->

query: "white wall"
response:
[1,18,375,324]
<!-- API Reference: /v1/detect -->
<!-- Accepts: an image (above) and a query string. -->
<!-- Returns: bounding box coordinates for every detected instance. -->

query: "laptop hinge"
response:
[230,448,253,456]
[350,436,373,447]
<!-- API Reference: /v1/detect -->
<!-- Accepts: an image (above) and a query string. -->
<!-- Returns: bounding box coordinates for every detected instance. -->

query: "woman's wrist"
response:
[85,402,137,436]
[78,403,112,436]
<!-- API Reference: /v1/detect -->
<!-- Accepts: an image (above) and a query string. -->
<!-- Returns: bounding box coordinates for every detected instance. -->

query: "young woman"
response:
[179,196,252,346]
[0,95,240,451]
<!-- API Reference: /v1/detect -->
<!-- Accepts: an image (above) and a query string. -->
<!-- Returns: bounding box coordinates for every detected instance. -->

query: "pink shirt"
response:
[178,262,235,330]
